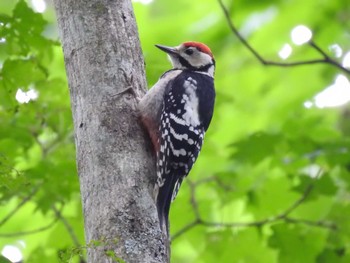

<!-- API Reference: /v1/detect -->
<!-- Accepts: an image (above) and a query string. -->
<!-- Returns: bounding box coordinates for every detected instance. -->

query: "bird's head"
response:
[155,41,215,77]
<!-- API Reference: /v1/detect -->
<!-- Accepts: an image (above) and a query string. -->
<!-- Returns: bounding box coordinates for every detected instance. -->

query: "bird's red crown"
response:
[183,42,213,58]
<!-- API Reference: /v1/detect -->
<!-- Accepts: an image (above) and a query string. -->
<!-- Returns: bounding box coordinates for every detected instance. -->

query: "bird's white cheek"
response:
[168,55,181,68]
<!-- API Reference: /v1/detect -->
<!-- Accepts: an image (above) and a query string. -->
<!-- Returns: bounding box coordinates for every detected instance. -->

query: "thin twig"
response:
[193,176,217,186]
[53,205,81,247]
[284,217,337,230]
[0,185,41,227]
[33,130,74,158]
[0,218,59,237]
[53,205,86,263]
[187,179,201,219]
[308,41,350,74]
[192,175,234,191]
[217,0,350,75]
[171,219,200,240]
[217,0,263,63]
[279,168,322,218]
[309,41,332,58]
[278,184,314,218]
[200,218,269,228]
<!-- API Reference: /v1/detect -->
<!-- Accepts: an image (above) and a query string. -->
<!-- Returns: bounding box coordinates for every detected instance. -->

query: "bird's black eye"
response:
[185,48,194,55]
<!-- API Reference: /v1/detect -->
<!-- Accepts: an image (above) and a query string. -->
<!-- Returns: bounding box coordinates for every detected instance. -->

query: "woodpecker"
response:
[138,42,215,233]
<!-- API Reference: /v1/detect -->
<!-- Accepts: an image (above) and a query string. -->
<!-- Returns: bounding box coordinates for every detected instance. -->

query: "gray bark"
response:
[53,0,168,262]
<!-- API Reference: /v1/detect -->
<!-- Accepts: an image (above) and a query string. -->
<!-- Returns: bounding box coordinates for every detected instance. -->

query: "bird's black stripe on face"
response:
[178,56,215,72]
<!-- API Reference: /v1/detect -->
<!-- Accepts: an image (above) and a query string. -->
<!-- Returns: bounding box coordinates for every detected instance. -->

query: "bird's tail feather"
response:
[156,175,178,235]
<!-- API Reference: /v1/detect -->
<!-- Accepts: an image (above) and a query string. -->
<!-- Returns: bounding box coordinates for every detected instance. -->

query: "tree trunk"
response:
[53,0,168,262]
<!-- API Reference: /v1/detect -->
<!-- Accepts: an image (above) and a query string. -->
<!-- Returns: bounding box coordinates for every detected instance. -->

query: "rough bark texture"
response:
[53,0,168,262]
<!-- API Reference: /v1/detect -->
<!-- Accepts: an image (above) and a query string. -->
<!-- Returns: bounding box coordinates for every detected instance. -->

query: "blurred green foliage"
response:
[0,0,350,262]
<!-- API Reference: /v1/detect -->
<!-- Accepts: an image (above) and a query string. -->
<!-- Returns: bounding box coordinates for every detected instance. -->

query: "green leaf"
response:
[231,132,283,163]
[2,59,47,89]
[269,224,328,263]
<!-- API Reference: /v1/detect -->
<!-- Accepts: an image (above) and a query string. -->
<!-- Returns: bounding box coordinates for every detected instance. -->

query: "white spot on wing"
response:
[170,126,189,141]
[169,140,186,156]
[170,113,187,126]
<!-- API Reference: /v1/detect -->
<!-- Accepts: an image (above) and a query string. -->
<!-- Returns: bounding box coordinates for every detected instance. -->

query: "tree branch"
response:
[217,0,350,75]
[172,170,336,240]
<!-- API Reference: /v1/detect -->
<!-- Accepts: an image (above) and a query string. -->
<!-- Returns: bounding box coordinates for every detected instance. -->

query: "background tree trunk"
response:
[53,0,168,262]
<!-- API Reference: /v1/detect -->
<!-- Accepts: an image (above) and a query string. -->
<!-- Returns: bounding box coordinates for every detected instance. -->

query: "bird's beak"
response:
[155,44,179,56]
